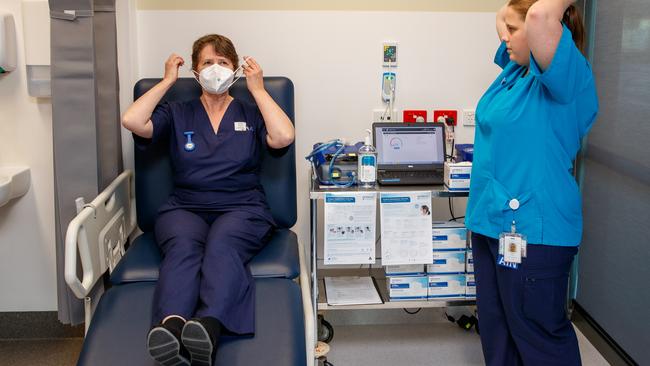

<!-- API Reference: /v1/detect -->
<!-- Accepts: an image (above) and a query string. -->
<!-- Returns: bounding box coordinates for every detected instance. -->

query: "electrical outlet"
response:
[433,110,458,126]
[463,109,476,126]
[403,110,427,123]
[373,109,397,122]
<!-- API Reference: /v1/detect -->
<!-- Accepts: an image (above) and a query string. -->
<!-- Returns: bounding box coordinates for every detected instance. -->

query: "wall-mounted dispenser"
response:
[0,11,17,74]
[22,0,50,97]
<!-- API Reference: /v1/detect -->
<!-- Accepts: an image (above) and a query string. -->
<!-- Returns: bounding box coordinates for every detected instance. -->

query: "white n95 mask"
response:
[193,63,244,95]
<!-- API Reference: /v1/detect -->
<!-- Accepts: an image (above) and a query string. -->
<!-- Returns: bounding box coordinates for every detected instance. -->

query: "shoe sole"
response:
[181,320,213,366]
[147,327,190,366]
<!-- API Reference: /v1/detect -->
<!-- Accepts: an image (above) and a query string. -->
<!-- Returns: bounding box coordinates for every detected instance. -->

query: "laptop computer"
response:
[372,122,446,185]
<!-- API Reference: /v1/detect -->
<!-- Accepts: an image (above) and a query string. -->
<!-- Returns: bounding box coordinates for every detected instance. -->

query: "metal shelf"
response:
[309,179,469,200]
[317,277,475,311]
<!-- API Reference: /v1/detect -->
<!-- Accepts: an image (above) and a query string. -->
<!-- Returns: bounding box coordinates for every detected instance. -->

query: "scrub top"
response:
[135,97,275,225]
[466,24,598,246]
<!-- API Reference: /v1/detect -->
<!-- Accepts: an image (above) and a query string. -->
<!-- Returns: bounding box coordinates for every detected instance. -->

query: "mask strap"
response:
[190,69,205,88]
[225,62,246,89]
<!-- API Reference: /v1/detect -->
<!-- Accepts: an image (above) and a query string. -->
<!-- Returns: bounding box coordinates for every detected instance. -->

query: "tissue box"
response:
[444,162,472,191]
[387,276,429,301]
[385,264,425,276]
[428,274,466,299]
[432,221,468,250]
[426,250,466,274]
[466,274,476,298]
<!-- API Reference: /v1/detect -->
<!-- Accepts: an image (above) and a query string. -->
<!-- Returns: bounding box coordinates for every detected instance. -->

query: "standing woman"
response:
[466,1,597,365]
[122,34,294,365]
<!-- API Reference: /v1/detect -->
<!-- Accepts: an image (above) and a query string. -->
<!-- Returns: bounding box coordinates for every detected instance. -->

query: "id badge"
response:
[503,234,523,263]
[498,231,527,269]
[234,121,247,131]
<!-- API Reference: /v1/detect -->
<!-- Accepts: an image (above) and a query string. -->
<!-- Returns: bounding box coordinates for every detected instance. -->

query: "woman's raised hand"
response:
[163,53,185,84]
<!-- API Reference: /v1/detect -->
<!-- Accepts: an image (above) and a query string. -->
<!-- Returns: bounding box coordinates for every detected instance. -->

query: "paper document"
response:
[324,276,383,306]
[324,192,377,265]
[380,191,433,265]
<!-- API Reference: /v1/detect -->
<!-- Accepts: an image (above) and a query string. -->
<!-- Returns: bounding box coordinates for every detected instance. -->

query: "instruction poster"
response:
[324,192,377,265]
[380,191,432,265]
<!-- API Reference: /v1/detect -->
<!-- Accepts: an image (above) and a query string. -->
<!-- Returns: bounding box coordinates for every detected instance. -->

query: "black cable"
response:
[448,197,456,221]
[403,308,422,315]
[450,124,455,161]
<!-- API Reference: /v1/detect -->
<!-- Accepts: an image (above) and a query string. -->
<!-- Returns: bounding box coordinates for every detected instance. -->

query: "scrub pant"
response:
[471,232,581,366]
[151,208,273,335]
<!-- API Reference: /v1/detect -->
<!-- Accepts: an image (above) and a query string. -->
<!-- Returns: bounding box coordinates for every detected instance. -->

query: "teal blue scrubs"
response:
[466,24,598,246]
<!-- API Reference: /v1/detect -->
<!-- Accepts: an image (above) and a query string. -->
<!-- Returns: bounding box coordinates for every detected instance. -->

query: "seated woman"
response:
[121,34,295,366]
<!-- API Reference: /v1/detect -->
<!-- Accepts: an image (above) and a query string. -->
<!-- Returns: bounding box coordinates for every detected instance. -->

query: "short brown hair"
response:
[191,34,239,72]
[508,0,586,55]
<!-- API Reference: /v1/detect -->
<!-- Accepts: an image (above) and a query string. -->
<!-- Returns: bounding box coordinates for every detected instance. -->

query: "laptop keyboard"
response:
[378,170,444,185]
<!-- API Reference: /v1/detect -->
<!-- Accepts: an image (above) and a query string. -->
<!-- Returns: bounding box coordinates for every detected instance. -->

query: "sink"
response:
[0,166,31,207]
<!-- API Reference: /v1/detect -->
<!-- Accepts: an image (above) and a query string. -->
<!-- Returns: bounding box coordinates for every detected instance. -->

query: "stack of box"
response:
[428,221,469,300]
[465,251,476,299]
[466,234,475,298]
[384,223,477,301]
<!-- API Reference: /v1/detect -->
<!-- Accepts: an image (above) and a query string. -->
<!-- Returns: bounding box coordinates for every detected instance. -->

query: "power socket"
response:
[433,110,458,126]
[463,109,476,126]
[373,109,397,122]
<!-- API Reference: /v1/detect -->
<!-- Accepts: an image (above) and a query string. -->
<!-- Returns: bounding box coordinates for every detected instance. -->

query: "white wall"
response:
[0,0,57,311]
[134,10,501,245]
[0,4,502,313]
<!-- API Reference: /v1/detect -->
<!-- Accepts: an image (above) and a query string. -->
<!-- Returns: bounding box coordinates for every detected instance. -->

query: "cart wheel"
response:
[318,317,334,343]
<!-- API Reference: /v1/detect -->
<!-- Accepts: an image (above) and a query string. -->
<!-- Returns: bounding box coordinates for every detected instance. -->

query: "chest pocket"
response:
[223,127,257,165]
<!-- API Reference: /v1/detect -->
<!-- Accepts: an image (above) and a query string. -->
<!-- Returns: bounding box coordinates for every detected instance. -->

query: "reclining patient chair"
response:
[65,77,313,366]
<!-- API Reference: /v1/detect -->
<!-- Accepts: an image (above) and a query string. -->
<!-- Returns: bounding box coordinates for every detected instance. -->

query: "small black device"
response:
[372,122,446,185]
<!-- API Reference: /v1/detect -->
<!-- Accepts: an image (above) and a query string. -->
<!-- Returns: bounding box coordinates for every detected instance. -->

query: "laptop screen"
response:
[374,123,445,166]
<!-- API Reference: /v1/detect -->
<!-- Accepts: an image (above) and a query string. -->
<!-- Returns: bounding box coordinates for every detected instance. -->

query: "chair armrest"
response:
[298,239,315,365]
[64,170,136,298]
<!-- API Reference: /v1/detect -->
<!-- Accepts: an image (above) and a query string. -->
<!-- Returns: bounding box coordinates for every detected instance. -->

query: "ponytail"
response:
[562,5,586,55]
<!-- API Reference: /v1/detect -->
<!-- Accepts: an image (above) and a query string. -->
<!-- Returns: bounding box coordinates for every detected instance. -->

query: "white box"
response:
[426,250,466,274]
[466,274,476,298]
[428,274,466,299]
[466,250,474,273]
[387,276,428,301]
[385,264,425,276]
[444,162,472,191]
[432,221,468,250]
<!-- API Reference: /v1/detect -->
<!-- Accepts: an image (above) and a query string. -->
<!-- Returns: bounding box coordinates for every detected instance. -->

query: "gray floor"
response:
[0,322,609,366]
[326,323,610,366]
[0,338,83,366]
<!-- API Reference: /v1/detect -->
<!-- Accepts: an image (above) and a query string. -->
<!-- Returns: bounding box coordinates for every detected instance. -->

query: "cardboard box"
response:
[385,264,425,276]
[387,276,429,301]
[444,162,472,191]
[432,221,468,250]
[466,250,474,273]
[427,274,466,299]
[466,274,476,298]
[426,250,466,274]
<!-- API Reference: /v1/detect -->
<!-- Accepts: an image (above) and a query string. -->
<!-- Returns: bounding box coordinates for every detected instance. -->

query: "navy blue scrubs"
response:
[135,98,275,335]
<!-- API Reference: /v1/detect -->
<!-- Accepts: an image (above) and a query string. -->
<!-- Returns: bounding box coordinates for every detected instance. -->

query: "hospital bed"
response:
[65,77,313,365]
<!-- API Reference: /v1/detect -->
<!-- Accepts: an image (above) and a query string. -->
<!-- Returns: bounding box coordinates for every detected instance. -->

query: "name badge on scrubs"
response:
[234,121,247,132]
[497,199,527,269]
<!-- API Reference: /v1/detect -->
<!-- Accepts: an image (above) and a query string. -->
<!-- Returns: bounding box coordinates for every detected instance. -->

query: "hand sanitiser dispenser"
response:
[0,11,17,74]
